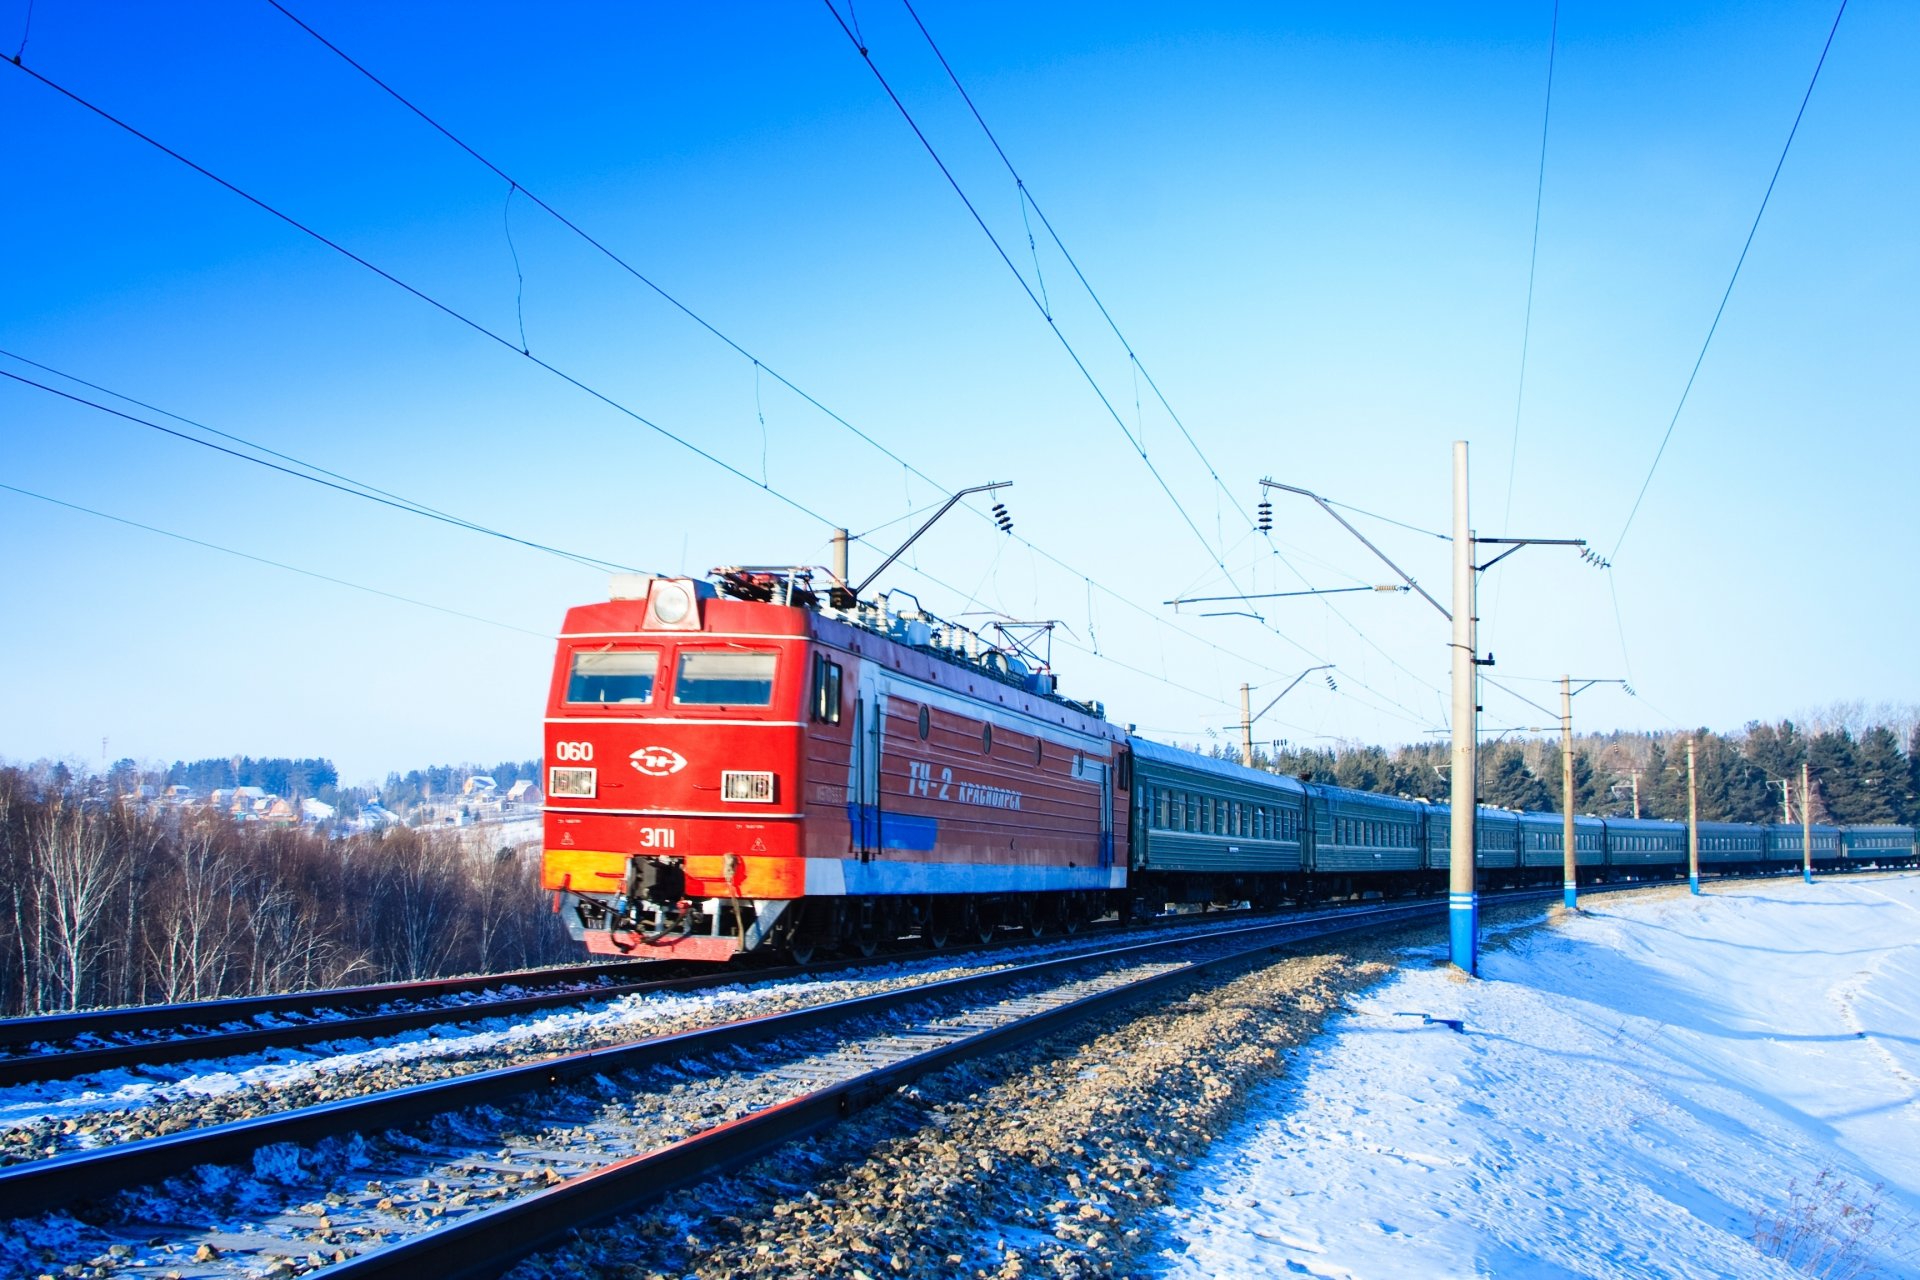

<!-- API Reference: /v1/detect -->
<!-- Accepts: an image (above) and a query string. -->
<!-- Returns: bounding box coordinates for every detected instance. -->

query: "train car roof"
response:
[1128,737,1308,797]
[1306,782,1425,814]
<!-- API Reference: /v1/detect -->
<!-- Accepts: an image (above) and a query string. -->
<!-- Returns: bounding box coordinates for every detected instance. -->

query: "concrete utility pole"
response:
[829,528,850,590]
[1561,678,1577,910]
[1687,738,1701,895]
[1632,771,1641,819]
[1240,683,1254,768]
[1559,675,1627,911]
[1801,761,1814,884]
[1263,446,1588,978]
[1449,443,1478,975]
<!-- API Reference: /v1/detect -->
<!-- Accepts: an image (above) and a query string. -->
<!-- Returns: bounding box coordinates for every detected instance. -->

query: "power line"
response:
[0,359,640,575]
[836,3,1445,719]
[245,3,1355,715]
[821,0,1233,581]
[14,26,1433,737]
[5,57,843,534]
[0,482,549,638]
[261,0,942,504]
[898,0,1251,540]
[1499,0,1561,537]
[1611,0,1848,561]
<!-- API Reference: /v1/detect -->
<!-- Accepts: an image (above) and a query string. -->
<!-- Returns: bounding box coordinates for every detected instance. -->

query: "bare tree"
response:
[27,804,128,1011]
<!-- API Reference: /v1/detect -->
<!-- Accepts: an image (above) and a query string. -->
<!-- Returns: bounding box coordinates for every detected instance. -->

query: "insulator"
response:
[1325,674,1338,691]
[992,502,1013,533]
[1257,500,1272,532]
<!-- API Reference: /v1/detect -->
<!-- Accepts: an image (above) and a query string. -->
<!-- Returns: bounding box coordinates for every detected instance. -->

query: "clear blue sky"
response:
[2,1,1913,783]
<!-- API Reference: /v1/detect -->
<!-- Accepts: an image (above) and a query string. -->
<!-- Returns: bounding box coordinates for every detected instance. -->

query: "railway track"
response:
[1,895,1458,1279]
[0,960,724,1089]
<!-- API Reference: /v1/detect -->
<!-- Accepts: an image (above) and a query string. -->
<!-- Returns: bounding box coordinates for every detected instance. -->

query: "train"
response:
[540,570,1917,961]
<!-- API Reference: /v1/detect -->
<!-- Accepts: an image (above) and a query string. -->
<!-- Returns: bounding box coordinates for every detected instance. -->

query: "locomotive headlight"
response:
[722,770,775,803]
[651,582,692,625]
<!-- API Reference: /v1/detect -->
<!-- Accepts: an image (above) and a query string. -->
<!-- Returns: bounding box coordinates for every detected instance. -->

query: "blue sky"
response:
[3,1,1913,783]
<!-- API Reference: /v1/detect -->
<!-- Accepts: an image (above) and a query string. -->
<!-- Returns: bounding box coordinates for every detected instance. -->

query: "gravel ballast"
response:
[510,927,1447,1279]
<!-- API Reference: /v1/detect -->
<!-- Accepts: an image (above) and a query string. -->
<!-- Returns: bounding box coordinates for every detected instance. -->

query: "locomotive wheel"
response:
[1060,901,1081,935]
[970,904,997,945]
[924,905,952,950]
[786,935,818,966]
[851,927,880,958]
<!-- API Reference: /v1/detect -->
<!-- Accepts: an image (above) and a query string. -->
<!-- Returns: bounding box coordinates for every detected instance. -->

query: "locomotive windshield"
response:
[673,650,777,706]
[566,649,659,704]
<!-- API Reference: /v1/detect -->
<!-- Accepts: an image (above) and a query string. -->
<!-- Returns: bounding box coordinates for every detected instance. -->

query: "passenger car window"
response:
[567,650,659,704]
[674,651,777,706]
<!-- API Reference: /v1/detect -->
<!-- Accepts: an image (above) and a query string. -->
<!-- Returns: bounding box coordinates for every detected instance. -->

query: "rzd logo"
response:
[629,746,688,777]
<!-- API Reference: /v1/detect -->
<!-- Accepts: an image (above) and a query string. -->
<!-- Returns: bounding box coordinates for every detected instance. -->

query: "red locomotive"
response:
[542,570,1130,961]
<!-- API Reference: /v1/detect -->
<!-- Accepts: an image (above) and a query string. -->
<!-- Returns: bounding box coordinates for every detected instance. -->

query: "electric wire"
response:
[1611,0,1848,561]
[258,0,1392,723]
[1499,0,1560,538]
[822,0,1233,580]
[260,0,941,501]
[18,24,1433,737]
[836,2,1444,716]
[0,482,550,638]
[4,57,844,535]
[0,361,641,575]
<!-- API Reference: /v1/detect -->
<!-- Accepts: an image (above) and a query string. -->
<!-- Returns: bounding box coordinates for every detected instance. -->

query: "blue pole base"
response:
[1804,868,1814,884]
[1449,892,1478,976]
[1562,883,1577,911]
[1689,874,1701,895]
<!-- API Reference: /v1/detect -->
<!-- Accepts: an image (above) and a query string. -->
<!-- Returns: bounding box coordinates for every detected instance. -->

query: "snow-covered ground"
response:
[1154,875,1920,1279]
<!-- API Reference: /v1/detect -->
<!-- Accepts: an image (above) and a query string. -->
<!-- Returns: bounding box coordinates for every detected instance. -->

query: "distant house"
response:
[262,797,298,824]
[463,775,499,798]
[123,783,158,803]
[300,797,336,824]
[225,786,268,816]
[505,779,542,807]
[161,785,196,805]
[358,803,399,831]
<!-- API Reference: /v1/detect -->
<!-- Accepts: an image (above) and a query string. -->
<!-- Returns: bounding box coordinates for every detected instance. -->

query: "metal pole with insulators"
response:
[1801,761,1814,884]
[829,528,850,591]
[1240,683,1254,768]
[1448,441,1478,974]
[1687,737,1701,895]
[1561,675,1577,911]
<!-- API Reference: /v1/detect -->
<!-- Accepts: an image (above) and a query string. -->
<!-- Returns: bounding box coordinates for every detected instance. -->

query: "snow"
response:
[1153,875,1920,1279]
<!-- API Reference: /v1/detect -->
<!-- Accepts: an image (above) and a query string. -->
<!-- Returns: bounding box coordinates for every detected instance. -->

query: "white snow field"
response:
[1153,874,1920,1279]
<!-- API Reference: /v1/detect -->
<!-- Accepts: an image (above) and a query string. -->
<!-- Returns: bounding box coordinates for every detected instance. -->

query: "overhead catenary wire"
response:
[1499,0,1561,538]
[895,0,1448,705]
[262,9,1435,736]
[254,2,1409,724]
[20,20,1434,740]
[0,482,550,638]
[1611,0,1848,562]
[4,57,845,535]
[836,2,1445,717]
[0,361,642,576]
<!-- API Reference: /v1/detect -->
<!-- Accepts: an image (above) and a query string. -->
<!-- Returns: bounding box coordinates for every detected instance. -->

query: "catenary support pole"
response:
[829,528,849,590]
[1632,771,1641,819]
[1687,738,1701,894]
[1448,441,1478,974]
[1561,675,1577,910]
[1801,761,1814,884]
[1240,683,1254,768]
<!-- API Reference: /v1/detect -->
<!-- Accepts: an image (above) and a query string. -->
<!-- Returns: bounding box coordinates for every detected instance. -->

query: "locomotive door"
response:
[852,693,883,857]
[1098,763,1113,869]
